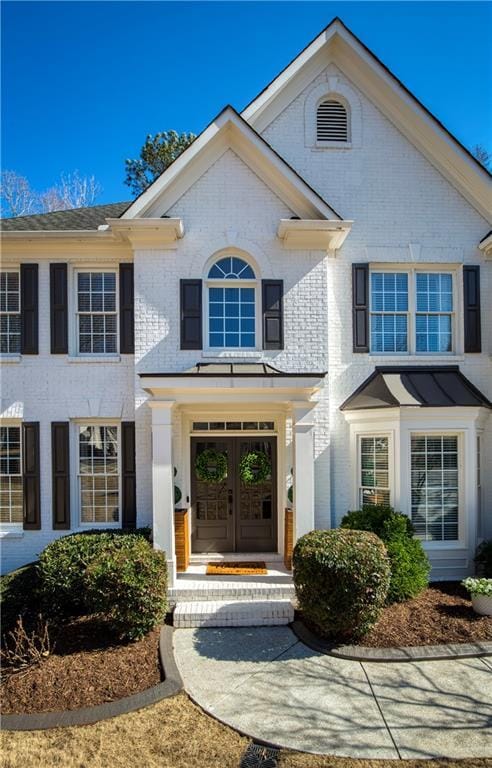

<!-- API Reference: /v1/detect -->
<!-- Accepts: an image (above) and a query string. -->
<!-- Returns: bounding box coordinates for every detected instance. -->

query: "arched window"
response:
[316,99,348,142]
[207,256,256,348]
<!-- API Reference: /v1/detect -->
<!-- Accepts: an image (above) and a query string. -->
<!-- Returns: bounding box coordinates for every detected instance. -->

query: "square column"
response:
[292,402,316,542]
[149,400,177,586]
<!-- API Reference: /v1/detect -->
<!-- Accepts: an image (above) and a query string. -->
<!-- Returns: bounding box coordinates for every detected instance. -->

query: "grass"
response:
[3,693,491,768]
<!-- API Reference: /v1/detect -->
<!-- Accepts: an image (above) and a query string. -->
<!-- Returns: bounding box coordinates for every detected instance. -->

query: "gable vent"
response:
[317,100,348,142]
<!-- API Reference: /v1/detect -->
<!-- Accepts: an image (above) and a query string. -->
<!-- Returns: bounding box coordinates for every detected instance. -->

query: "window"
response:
[317,99,348,142]
[79,425,119,523]
[192,421,275,432]
[77,272,117,354]
[359,436,390,507]
[0,271,21,354]
[411,435,459,541]
[370,270,454,354]
[207,257,256,348]
[0,426,23,524]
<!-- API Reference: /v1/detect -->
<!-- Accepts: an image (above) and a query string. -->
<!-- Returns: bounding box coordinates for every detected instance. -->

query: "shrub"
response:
[38,528,152,617]
[85,539,168,641]
[293,529,391,641]
[475,540,492,577]
[341,506,430,603]
[1,614,53,675]
[0,563,41,633]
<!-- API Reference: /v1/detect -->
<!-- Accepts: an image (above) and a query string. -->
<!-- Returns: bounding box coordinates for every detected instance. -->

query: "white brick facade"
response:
[1,22,490,580]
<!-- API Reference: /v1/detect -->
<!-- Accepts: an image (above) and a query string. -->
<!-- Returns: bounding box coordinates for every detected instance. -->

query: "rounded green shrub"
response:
[84,539,168,641]
[341,506,430,603]
[475,540,492,577]
[293,529,391,641]
[38,528,152,616]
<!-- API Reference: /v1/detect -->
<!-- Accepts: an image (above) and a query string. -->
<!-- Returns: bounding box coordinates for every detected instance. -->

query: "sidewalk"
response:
[174,626,492,760]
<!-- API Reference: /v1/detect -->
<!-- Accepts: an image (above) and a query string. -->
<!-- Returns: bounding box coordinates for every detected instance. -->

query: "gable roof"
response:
[0,201,130,231]
[121,106,342,221]
[243,17,491,220]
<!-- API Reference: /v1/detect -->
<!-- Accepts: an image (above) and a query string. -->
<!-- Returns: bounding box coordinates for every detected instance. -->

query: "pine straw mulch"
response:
[0,615,162,714]
[361,582,492,647]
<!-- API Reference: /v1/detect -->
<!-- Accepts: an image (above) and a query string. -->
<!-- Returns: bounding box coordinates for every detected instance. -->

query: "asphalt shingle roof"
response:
[0,201,131,231]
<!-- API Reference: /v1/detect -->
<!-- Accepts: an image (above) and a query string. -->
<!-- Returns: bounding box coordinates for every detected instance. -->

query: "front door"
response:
[191,436,277,553]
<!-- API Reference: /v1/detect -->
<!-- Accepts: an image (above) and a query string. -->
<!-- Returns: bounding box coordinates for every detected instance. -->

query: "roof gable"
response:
[242,18,491,220]
[121,107,341,221]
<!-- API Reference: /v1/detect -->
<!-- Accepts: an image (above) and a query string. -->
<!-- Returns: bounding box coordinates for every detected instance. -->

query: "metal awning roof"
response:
[140,363,327,378]
[340,366,491,411]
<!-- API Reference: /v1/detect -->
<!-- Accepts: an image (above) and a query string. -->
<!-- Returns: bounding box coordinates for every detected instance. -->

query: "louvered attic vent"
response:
[317,100,348,142]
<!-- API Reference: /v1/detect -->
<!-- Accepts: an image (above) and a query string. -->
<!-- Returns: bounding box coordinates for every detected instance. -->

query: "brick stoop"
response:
[173,599,294,628]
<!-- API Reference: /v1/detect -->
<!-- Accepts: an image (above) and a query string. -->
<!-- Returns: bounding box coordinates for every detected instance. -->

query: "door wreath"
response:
[239,450,271,485]
[195,448,228,483]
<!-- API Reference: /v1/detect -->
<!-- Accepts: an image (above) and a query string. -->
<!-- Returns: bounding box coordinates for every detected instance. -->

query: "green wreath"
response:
[195,448,228,484]
[239,450,271,485]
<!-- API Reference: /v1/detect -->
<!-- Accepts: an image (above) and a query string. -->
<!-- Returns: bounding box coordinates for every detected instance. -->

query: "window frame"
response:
[0,269,21,356]
[357,433,392,508]
[203,256,260,353]
[73,268,119,357]
[0,422,23,528]
[73,420,121,528]
[409,431,464,546]
[369,266,459,356]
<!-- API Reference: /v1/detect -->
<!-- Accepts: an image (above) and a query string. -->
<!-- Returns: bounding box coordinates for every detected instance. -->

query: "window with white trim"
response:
[359,436,390,507]
[79,425,119,523]
[0,426,23,524]
[0,271,21,354]
[207,256,256,349]
[370,270,455,354]
[77,272,117,354]
[411,435,459,541]
[317,99,348,142]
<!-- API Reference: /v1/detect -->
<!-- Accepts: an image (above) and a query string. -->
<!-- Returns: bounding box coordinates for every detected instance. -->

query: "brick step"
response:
[173,599,294,628]
[169,583,295,604]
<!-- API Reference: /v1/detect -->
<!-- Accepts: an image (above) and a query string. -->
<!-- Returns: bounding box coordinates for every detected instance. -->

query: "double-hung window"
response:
[0,426,23,524]
[0,271,21,354]
[77,272,117,354]
[359,436,390,507]
[207,256,256,349]
[410,435,459,541]
[370,270,455,354]
[79,425,119,524]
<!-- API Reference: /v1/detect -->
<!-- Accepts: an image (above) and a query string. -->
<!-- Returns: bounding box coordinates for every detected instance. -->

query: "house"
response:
[1,18,491,586]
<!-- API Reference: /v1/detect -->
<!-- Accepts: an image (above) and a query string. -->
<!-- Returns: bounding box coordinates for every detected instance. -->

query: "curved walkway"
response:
[174,626,492,760]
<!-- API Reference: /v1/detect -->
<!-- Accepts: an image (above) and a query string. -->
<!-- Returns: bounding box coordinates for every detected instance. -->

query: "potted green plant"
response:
[462,577,492,616]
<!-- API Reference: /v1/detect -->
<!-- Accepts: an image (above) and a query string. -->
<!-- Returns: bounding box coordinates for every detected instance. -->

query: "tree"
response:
[1,170,102,218]
[472,144,491,171]
[124,130,196,195]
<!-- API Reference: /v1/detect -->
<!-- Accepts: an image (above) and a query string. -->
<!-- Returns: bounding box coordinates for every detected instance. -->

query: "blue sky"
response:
[2,1,491,204]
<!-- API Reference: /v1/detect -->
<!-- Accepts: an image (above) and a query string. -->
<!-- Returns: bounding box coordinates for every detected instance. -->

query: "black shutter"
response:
[180,279,202,350]
[119,263,134,354]
[52,422,70,530]
[262,280,284,350]
[121,422,136,529]
[352,263,369,353]
[50,264,68,354]
[20,263,38,354]
[463,266,481,353]
[23,422,40,530]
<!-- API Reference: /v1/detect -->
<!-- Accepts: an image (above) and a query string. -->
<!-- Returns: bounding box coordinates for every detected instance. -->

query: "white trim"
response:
[72,267,119,357]
[304,79,362,149]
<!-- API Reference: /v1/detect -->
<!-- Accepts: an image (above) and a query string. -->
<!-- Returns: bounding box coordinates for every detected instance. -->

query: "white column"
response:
[292,402,316,541]
[149,400,177,586]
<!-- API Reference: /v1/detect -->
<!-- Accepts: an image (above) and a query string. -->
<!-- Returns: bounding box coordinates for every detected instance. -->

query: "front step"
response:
[169,582,295,604]
[173,599,294,628]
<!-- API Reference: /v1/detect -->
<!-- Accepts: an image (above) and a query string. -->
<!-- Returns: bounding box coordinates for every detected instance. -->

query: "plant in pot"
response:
[462,577,492,616]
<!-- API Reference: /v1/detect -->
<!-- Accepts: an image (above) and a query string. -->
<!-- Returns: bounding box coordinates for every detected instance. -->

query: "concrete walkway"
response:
[174,626,492,760]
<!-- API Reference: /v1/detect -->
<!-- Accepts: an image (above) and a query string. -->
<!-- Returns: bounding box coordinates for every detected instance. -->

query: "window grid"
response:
[359,436,390,507]
[192,421,275,432]
[410,435,459,541]
[0,426,23,524]
[79,425,119,524]
[415,273,453,353]
[370,273,408,353]
[0,272,21,354]
[207,256,256,349]
[77,272,117,354]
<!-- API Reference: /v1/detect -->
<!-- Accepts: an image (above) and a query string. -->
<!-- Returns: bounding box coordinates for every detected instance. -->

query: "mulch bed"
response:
[362,582,492,647]
[0,615,162,714]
